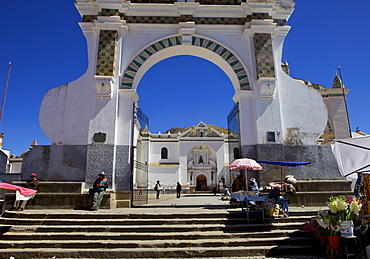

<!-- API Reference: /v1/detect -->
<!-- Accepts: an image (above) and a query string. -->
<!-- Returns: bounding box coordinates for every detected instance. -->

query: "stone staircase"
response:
[0,208,324,258]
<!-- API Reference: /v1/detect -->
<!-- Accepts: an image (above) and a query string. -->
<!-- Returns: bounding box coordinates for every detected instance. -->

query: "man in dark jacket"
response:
[176,182,182,198]
[90,172,108,211]
[155,180,161,199]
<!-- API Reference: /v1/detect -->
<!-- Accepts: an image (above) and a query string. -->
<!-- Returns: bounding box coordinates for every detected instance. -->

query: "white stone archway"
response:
[28,0,343,208]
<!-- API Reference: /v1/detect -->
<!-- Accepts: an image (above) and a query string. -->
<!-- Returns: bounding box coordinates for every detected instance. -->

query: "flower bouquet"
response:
[326,196,363,222]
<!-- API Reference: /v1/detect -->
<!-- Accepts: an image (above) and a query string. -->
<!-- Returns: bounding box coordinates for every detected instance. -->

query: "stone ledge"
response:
[3,193,115,210]
[12,181,86,194]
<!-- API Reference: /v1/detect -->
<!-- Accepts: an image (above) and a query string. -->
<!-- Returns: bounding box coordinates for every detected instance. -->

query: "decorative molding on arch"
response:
[121,36,250,90]
[121,36,182,89]
[191,37,250,90]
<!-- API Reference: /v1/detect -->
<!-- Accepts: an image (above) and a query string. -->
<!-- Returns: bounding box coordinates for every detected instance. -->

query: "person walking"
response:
[176,182,182,198]
[90,172,108,211]
[155,180,161,199]
[213,185,217,196]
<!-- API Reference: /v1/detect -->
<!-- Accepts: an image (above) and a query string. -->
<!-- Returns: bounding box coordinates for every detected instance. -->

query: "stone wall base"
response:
[241,144,342,186]
[115,190,132,208]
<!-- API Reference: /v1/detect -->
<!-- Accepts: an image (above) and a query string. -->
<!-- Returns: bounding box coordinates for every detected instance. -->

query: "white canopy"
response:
[331,136,370,181]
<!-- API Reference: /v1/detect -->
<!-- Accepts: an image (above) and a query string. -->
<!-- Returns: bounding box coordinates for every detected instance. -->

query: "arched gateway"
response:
[21,0,348,207]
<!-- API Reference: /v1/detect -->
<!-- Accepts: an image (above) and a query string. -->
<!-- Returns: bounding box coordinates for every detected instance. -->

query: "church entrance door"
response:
[196,174,207,191]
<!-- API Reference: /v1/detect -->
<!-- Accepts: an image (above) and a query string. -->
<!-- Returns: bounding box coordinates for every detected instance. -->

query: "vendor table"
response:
[242,196,265,223]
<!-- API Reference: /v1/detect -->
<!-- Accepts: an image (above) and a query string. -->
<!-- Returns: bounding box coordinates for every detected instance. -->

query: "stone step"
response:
[3,221,305,233]
[0,245,324,258]
[0,229,310,240]
[0,215,311,226]
[1,208,318,219]
[0,236,317,249]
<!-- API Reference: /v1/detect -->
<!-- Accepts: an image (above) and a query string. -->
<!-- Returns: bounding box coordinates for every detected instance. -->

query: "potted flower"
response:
[316,210,341,249]
[326,196,363,237]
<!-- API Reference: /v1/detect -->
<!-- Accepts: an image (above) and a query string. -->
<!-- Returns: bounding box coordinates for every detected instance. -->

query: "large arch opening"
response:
[137,55,235,132]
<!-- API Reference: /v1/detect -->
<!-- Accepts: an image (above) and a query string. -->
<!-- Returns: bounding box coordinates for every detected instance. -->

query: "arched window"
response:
[233,147,240,159]
[161,147,168,159]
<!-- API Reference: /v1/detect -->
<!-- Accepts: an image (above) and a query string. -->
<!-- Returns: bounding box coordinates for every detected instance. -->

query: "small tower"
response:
[316,72,351,143]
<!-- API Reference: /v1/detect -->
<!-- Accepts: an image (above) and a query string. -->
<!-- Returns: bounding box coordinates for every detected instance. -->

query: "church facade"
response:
[136,122,236,191]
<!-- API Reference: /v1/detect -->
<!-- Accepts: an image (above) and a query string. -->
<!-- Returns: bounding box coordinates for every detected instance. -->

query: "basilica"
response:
[135,122,235,192]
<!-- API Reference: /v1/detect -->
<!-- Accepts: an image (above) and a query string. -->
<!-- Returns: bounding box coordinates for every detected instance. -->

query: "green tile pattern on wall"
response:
[124,15,247,25]
[96,30,118,76]
[81,9,286,27]
[192,37,250,90]
[253,33,275,79]
[98,9,121,17]
[82,15,96,22]
[121,36,250,90]
[274,19,286,26]
[252,13,272,20]
[121,36,182,88]
[83,12,290,26]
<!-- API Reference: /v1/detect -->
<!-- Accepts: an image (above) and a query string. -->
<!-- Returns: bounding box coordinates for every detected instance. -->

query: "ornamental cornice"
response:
[94,18,129,35]
[75,1,293,21]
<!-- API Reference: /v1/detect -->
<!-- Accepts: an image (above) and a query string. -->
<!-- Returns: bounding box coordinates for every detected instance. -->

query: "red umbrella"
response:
[228,158,263,170]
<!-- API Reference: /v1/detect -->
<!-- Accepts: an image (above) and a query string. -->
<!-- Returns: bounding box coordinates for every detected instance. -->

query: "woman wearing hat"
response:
[11,173,39,211]
[90,172,108,211]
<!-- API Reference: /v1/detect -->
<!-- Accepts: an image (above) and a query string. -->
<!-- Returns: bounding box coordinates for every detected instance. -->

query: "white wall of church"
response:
[149,141,179,164]
[276,74,327,145]
[39,23,122,146]
[148,166,179,189]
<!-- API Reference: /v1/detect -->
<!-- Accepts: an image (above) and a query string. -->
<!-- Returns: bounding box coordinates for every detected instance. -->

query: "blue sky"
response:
[0,0,369,156]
